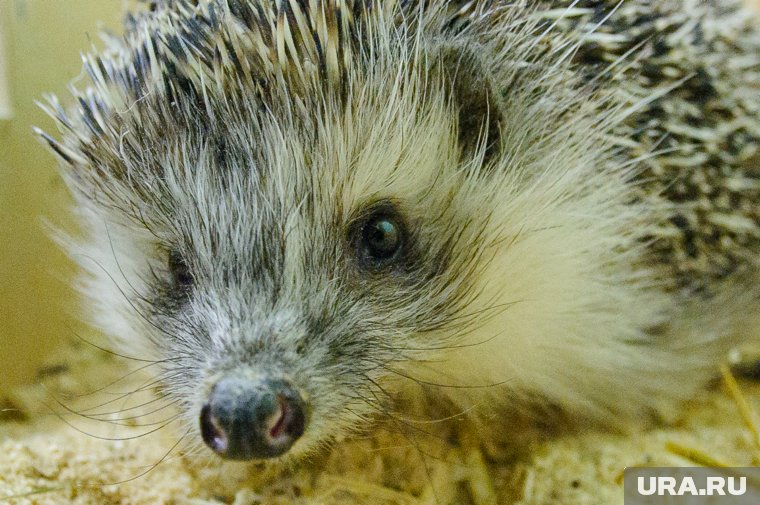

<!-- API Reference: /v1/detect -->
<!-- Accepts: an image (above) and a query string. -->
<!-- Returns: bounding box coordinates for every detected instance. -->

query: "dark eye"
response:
[168,250,193,290]
[358,211,405,266]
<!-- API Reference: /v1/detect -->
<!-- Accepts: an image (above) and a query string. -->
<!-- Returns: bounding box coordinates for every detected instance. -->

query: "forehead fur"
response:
[39,0,490,226]
[38,0,580,196]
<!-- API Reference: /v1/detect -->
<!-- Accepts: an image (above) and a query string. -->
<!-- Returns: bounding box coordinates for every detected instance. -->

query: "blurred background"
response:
[0,1,122,391]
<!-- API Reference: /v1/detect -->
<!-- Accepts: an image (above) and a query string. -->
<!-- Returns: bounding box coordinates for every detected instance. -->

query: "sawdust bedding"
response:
[0,339,757,505]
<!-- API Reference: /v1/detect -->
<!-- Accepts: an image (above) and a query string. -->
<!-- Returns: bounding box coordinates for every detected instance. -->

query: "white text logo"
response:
[637,476,746,497]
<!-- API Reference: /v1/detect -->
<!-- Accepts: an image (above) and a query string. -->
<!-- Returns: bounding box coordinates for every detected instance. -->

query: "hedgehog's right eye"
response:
[168,250,193,291]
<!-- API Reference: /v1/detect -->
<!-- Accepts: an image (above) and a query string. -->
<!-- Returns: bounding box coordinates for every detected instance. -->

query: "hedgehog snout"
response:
[199,376,307,460]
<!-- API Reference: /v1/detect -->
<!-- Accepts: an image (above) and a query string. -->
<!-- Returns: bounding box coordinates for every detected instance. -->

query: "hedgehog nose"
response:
[199,376,306,460]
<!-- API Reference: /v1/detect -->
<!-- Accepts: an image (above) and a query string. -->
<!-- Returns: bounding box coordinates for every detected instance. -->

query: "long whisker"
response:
[98,426,193,486]
[42,399,182,442]
[85,396,179,421]
[68,327,165,364]
[52,359,165,400]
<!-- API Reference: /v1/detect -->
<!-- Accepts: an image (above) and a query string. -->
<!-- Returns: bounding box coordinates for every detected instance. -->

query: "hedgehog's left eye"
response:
[168,250,193,291]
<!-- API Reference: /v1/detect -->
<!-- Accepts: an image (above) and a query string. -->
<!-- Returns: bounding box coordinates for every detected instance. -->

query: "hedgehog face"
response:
[144,74,495,459]
[42,1,625,461]
[47,28,505,459]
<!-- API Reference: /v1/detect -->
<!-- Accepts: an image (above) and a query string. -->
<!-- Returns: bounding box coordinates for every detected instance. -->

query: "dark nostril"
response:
[199,376,307,460]
[200,403,228,454]
[268,392,306,443]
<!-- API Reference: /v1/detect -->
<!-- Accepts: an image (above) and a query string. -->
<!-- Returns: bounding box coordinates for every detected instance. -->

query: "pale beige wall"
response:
[0,1,122,390]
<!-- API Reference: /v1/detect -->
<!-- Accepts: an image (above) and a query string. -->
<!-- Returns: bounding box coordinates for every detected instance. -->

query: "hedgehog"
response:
[37,0,760,462]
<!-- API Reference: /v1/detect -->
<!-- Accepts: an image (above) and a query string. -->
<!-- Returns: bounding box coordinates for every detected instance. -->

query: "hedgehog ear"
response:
[435,42,504,165]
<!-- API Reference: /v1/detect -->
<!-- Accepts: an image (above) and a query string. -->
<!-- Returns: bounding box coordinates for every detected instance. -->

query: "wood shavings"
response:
[721,362,760,460]
[664,441,732,467]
